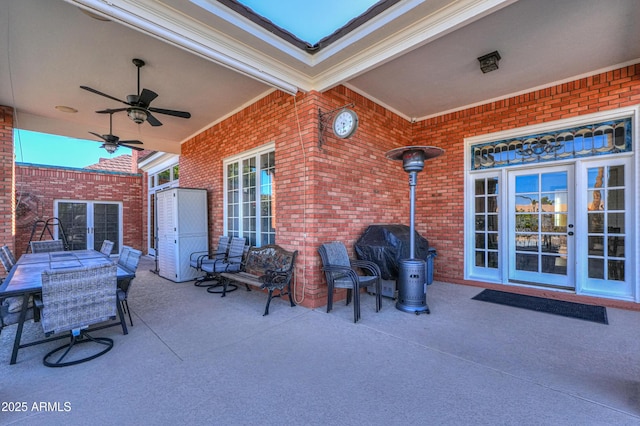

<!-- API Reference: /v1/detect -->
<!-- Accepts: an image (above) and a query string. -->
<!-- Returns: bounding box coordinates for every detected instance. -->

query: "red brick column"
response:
[0,106,15,253]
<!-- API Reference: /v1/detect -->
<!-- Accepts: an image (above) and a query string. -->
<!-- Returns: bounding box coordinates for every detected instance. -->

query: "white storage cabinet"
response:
[157,188,208,282]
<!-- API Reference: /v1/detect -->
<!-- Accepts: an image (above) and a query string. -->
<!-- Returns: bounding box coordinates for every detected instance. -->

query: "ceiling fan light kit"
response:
[80,58,191,127]
[128,107,148,124]
[102,143,118,154]
[88,110,145,154]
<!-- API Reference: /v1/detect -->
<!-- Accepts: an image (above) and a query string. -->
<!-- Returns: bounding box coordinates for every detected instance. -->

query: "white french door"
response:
[467,110,636,301]
[508,165,575,288]
[55,201,121,254]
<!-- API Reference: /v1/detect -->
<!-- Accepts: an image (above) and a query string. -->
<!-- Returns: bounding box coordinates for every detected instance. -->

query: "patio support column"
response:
[0,105,15,253]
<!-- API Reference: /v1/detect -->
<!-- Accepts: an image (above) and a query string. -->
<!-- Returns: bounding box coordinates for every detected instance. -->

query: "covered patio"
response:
[2,255,639,424]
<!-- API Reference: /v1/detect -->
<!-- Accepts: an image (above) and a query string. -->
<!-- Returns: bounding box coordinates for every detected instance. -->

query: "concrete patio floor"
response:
[1,256,639,425]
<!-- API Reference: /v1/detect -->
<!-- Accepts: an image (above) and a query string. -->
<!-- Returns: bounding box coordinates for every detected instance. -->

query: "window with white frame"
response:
[224,144,275,247]
[149,162,179,255]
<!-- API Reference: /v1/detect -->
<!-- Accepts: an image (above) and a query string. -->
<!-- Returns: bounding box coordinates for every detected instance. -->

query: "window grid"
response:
[587,165,625,281]
[260,151,276,245]
[474,177,499,269]
[227,162,240,238]
[242,158,257,245]
[224,147,275,247]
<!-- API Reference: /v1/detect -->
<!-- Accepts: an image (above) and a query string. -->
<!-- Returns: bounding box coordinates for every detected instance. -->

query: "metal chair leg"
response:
[123,300,133,326]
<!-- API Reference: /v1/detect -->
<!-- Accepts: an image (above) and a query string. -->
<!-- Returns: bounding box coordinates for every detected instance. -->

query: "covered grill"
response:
[355,224,434,299]
[355,224,429,279]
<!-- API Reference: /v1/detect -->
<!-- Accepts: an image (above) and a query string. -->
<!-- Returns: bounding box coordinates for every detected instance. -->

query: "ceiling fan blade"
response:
[80,86,129,105]
[146,112,163,127]
[138,88,158,106]
[96,108,128,114]
[119,140,143,145]
[148,107,191,119]
[120,143,145,151]
[88,131,108,142]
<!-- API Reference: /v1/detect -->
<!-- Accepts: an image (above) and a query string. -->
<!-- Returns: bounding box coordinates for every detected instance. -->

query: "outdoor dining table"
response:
[0,249,134,365]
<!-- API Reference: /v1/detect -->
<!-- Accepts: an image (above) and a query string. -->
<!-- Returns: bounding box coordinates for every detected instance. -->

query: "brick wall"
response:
[14,164,144,257]
[180,90,414,308]
[0,106,15,254]
[179,63,639,309]
[412,64,640,284]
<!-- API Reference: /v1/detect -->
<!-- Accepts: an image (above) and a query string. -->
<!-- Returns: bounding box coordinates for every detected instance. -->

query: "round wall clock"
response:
[332,108,358,139]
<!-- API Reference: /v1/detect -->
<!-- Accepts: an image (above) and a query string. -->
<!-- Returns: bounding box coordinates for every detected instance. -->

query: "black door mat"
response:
[472,289,608,324]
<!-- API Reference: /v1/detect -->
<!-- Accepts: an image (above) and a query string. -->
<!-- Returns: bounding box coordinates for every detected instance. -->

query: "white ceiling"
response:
[1,0,638,154]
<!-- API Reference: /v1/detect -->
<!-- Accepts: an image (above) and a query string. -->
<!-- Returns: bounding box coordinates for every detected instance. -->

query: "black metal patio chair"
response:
[191,235,230,287]
[203,237,247,294]
[318,241,382,323]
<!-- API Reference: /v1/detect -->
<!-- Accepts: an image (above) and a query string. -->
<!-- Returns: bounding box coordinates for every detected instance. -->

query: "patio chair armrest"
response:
[350,259,382,278]
[322,264,360,286]
[189,251,209,268]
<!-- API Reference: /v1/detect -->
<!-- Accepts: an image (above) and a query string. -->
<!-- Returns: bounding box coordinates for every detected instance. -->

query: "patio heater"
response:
[385,146,444,314]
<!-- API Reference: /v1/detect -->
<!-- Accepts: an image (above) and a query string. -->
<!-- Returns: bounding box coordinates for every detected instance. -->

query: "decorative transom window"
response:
[471,117,632,170]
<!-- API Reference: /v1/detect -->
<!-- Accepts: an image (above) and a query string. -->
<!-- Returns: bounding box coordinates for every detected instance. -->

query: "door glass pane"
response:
[516,253,537,272]
[58,202,87,250]
[587,165,625,281]
[514,171,568,275]
[93,204,119,253]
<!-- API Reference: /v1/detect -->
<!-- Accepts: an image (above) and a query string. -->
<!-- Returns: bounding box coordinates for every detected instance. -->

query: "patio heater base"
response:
[396,258,430,315]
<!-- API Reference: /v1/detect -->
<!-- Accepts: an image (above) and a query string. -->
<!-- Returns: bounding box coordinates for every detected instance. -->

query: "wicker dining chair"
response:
[117,246,142,326]
[30,240,65,253]
[100,240,115,256]
[0,245,37,336]
[0,245,17,273]
[40,263,118,367]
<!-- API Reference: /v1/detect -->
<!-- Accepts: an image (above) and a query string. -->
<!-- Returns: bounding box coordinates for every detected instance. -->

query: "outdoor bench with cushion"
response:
[219,245,297,316]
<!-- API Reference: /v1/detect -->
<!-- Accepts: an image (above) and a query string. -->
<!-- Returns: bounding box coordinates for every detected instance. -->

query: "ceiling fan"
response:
[89,111,144,154]
[80,58,191,127]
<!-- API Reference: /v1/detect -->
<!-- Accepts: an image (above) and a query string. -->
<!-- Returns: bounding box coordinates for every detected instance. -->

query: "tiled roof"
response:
[85,154,133,173]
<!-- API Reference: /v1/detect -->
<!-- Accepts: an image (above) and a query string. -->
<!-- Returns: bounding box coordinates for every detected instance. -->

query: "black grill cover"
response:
[355,224,429,280]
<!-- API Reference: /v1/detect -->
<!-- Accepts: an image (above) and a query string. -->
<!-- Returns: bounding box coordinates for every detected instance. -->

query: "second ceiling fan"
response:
[89,110,144,154]
[81,58,191,127]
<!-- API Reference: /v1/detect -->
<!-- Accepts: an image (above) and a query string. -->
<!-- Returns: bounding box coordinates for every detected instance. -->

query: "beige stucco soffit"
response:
[312,0,518,92]
[65,0,303,95]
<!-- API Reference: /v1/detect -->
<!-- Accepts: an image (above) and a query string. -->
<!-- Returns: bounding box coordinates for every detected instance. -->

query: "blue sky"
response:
[14,129,131,168]
[15,2,377,168]
[237,0,379,44]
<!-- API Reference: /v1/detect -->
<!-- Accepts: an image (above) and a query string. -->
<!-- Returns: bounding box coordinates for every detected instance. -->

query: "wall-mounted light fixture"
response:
[477,51,501,73]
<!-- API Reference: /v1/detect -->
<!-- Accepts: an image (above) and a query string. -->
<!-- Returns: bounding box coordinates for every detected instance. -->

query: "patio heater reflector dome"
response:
[386,146,444,314]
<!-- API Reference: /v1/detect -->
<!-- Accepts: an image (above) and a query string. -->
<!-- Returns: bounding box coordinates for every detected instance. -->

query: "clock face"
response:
[332,109,358,138]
